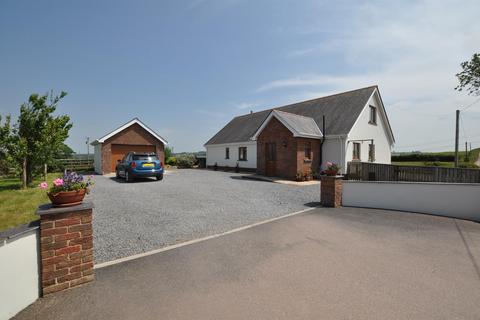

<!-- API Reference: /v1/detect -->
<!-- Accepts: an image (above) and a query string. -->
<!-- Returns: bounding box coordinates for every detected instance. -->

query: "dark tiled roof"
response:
[269,110,322,138]
[205,86,377,145]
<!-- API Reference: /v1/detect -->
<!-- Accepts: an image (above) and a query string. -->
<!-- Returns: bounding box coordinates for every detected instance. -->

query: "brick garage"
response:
[91,118,168,174]
[255,111,322,180]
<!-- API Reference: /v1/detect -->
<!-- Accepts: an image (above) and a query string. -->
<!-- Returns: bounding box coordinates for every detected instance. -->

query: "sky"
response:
[1,0,479,153]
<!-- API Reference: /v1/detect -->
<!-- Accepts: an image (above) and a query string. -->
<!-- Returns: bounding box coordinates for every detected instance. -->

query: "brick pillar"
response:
[37,202,94,295]
[320,176,343,207]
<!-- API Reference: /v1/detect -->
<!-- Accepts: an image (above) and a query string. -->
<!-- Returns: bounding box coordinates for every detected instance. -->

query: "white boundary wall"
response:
[0,226,40,319]
[343,181,480,221]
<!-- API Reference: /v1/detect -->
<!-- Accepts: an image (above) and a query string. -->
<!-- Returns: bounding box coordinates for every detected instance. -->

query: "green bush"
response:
[165,157,177,166]
[176,155,196,168]
[458,162,479,169]
[392,154,454,162]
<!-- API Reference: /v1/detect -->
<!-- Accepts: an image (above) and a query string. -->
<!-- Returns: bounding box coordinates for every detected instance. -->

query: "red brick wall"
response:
[39,207,94,295]
[257,117,321,180]
[257,117,297,179]
[101,123,165,173]
[296,137,321,177]
[320,176,343,207]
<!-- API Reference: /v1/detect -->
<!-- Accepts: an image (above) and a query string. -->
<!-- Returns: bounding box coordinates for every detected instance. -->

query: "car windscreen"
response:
[132,155,158,161]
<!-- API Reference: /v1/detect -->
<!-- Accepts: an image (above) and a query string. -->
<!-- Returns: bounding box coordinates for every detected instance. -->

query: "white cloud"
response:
[232,101,258,110]
[258,0,480,151]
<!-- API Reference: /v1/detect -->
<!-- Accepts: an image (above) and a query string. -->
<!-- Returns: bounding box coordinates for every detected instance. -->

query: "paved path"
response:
[89,169,319,263]
[16,207,480,320]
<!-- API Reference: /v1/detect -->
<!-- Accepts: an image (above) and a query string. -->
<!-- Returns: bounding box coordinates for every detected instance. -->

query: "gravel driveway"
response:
[89,169,319,263]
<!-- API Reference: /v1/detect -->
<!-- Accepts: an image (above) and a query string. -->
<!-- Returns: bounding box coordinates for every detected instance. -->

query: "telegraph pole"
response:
[454,110,459,167]
[465,141,468,162]
[86,137,90,160]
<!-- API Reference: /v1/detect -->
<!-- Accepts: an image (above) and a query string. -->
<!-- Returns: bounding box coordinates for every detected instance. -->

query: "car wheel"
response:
[156,174,163,181]
[125,171,133,183]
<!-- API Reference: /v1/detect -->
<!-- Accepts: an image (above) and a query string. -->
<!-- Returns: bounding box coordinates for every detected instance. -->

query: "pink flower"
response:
[53,178,64,186]
[89,175,94,179]
[39,182,48,189]
[326,161,333,166]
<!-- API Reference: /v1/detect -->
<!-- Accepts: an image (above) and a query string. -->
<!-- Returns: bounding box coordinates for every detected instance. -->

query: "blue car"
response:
[115,152,164,182]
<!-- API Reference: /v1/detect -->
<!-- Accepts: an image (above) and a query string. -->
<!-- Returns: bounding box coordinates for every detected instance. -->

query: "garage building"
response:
[91,118,168,174]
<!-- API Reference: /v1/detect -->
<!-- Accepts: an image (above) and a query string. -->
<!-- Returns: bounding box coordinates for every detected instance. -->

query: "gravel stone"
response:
[89,169,319,263]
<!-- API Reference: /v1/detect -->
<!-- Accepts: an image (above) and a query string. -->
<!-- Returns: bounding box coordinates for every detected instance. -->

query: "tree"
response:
[455,53,480,95]
[56,144,75,159]
[0,115,12,175]
[165,146,173,160]
[4,91,72,188]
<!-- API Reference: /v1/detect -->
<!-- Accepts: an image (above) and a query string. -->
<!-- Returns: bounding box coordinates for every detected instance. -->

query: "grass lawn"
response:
[0,172,61,232]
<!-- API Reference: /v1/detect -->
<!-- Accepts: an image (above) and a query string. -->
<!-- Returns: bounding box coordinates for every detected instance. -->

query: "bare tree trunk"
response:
[22,158,27,189]
[44,163,47,181]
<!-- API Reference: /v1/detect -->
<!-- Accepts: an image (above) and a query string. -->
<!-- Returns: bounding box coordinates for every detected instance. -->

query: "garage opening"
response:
[111,144,156,173]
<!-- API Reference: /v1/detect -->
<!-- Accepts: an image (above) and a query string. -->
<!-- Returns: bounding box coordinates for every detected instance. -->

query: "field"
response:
[392,148,480,168]
[0,173,60,231]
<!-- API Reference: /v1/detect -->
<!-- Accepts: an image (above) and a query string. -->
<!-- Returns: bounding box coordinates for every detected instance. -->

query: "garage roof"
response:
[91,118,168,145]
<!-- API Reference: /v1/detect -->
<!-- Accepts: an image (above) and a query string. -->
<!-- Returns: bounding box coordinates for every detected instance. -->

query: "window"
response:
[238,147,247,161]
[369,105,377,124]
[368,144,375,162]
[132,154,158,161]
[266,143,276,161]
[304,141,311,160]
[225,147,230,159]
[353,142,361,160]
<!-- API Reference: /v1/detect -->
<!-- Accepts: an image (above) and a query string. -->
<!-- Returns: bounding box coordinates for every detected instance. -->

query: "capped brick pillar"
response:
[320,176,343,207]
[37,202,94,295]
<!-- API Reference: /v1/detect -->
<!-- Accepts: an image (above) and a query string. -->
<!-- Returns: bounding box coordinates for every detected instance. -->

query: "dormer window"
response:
[369,105,377,125]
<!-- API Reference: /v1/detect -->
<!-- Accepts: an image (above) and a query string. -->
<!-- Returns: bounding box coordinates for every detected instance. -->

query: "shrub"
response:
[458,162,479,169]
[392,154,454,162]
[176,154,196,168]
[165,157,177,166]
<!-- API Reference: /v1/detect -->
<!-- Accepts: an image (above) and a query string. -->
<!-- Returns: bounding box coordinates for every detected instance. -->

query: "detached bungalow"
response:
[205,86,395,180]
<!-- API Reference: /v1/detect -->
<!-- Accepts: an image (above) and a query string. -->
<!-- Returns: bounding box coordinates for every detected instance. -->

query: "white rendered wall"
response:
[94,144,102,174]
[0,229,40,319]
[343,181,480,222]
[206,141,257,168]
[321,138,345,173]
[346,92,393,166]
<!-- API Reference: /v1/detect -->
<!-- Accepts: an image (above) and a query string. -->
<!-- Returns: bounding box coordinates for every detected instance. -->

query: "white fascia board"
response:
[90,140,101,146]
[347,88,395,146]
[95,118,168,145]
[293,133,323,139]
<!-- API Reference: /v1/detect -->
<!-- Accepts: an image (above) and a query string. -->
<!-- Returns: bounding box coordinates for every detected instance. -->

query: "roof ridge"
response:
[235,85,377,118]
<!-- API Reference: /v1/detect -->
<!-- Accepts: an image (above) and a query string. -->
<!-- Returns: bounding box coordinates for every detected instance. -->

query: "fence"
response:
[346,161,480,183]
[55,158,94,171]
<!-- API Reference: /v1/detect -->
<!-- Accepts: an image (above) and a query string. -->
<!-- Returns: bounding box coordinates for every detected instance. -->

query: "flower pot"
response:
[48,189,86,207]
[325,169,339,176]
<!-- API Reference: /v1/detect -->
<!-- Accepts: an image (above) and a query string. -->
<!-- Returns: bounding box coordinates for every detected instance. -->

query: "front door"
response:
[265,142,276,177]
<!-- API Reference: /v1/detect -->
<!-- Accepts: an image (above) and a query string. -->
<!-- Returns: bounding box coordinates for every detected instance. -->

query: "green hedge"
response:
[392,154,455,162]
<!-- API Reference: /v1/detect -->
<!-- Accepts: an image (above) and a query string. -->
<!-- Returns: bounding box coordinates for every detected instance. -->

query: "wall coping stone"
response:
[0,220,39,242]
[343,180,480,186]
[36,202,94,217]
